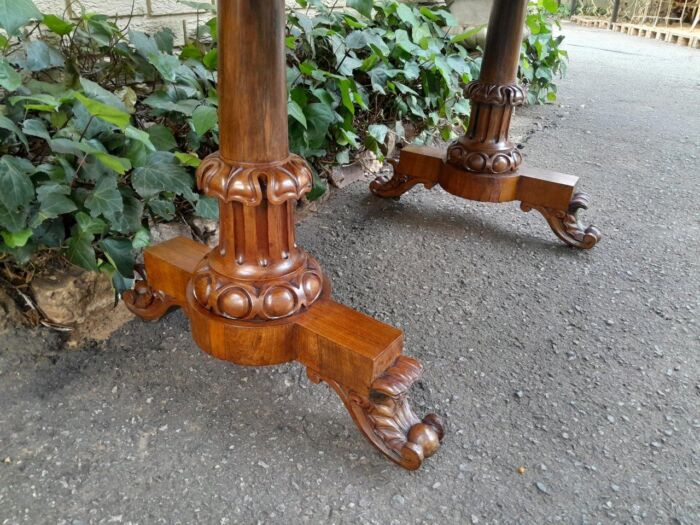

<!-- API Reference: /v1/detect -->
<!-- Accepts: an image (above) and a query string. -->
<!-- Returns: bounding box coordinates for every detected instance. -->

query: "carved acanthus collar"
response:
[465,81,527,106]
[197,153,313,206]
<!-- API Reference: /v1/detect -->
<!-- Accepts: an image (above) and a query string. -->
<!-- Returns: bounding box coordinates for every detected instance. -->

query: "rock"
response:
[329,163,367,189]
[148,220,192,246]
[535,482,550,494]
[357,151,384,174]
[391,495,405,507]
[0,287,24,333]
[31,266,134,342]
[191,217,220,249]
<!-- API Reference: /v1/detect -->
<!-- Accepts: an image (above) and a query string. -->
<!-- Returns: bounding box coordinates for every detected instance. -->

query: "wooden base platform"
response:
[124,237,445,470]
[371,146,601,250]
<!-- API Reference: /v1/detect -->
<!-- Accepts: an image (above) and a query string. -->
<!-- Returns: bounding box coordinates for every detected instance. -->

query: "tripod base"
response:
[371,146,602,249]
[124,237,445,470]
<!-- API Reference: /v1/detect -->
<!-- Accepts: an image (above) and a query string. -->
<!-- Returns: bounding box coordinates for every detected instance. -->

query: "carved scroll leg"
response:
[123,267,179,321]
[308,356,445,471]
[370,158,438,199]
[521,192,602,250]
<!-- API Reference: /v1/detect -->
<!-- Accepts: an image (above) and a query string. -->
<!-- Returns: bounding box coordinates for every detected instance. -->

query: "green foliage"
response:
[0,8,214,288]
[0,0,479,291]
[288,0,479,164]
[521,0,568,104]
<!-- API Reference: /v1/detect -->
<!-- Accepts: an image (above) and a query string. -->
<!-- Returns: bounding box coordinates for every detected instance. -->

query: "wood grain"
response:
[370,0,602,249]
[125,0,445,470]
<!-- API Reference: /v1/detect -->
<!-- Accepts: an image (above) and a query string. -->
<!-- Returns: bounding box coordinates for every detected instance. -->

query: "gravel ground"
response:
[1,23,699,525]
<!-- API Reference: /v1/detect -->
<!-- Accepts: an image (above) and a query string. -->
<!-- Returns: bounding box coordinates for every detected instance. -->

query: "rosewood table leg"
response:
[371,0,602,249]
[124,0,444,471]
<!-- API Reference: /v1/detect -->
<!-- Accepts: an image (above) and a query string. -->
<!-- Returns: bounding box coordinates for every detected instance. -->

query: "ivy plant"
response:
[520,0,568,104]
[0,0,565,296]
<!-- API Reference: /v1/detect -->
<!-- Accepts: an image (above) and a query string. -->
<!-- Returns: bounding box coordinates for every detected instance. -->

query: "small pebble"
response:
[535,482,550,494]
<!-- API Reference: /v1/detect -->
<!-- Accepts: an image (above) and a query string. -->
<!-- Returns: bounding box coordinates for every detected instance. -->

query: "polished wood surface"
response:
[125,0,445,470]
[218,0,288,162]
[480,0,528,85]
[371,0,602,249]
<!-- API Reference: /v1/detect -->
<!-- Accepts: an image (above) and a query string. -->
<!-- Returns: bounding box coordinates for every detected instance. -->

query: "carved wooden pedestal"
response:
[371,0,602,249]
[124,0,444,470]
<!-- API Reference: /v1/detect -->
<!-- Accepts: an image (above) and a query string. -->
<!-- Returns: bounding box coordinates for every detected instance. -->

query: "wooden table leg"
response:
[371,0,602,250]
[124,0,444,471]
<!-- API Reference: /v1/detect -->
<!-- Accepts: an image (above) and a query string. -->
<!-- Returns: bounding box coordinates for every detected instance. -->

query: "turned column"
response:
[192,0,325,323]
[369,0,601,249]
[447,0,528,174]
[125,0,446,470]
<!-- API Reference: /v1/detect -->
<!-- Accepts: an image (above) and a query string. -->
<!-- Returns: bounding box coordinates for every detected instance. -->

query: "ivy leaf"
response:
[191,105,218,137]
[154,28,175,54]
[0,59,22,92]
[0,115,28,149]
[367,124,389,145]
[25,41,65,72]
[195,196,219,220]
[125,126,156,151]
[93,154,132,175]
[1,228,32,249]
[0,202,28,233]
[129,31,180,82]
[148,199,175,220]
[99,238,135,278]
[347,0,373,18]
[132,227,150,250]
[0,155,35,211]
[66,227,98,271]
[43,14,75,36]
[132,152,196,201]
[75,93,131,130]
[288,100,308,128]
[396,3,419,27]
[22,119,51,141]
[144,91,199,116]
[202,49,218,71]
[32,185,77,226]
[85,176,124,220]
[110,191,144,235]
[543,0,559,14]
[0,0,41,37]
[147,124,178,151]
[10,94,62,112]
[450,25,485,44]
[75,212,108,236]
[175,152,201,168]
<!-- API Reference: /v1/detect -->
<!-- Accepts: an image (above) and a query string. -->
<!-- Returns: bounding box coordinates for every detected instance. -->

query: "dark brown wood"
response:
[371,0,602,250]
[125,0,444,470]
[218,0,288,162]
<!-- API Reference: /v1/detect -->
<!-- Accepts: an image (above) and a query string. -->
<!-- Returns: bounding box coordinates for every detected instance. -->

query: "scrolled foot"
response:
[309,356,445,470]
[370,159,437,199]
[521,192,602,249]
[123,267,179,321]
